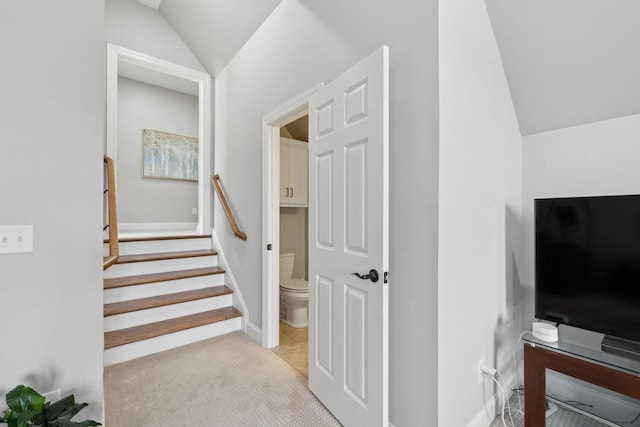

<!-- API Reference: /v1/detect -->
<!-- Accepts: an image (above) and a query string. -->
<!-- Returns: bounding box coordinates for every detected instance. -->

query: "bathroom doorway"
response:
[271,115,310,378]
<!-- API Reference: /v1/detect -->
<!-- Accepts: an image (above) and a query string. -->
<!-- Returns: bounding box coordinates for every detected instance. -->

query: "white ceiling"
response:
[159,0,282,77]
[134,0,640,136]
[485,0,640,135]
[135,0,161,10]
[119,60,199,96]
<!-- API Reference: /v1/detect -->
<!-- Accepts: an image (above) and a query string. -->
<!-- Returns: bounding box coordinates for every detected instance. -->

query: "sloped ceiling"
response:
[135,0,640,136]
[485,0,640,135]
[159,0,282,77]
[135,0,161,9]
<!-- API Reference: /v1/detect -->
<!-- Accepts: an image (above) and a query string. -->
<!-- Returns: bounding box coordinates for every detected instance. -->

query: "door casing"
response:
[261,83,323,348]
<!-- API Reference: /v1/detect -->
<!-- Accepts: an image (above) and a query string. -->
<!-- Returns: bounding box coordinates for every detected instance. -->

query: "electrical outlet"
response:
[477,357,486,384]
[43,389,61,403]
[192,207,198,215]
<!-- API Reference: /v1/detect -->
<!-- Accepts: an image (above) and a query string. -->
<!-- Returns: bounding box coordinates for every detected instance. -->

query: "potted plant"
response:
[0,385,101,427]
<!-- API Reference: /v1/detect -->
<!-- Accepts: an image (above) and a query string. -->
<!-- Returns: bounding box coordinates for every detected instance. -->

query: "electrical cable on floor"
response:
[497,370,523,425]
[490,375,515,427]
[482,366,523,427]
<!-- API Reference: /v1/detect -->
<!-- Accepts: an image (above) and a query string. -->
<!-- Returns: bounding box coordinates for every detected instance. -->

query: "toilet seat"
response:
[280,279,308,293]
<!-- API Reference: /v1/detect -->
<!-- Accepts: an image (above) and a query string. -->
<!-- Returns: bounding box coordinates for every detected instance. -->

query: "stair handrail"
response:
[104,155,119,269]
[211,174,247,241]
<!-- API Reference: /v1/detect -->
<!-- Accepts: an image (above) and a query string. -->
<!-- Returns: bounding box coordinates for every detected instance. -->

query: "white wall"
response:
[213,0,439,424]
[438,0,522,425]
[105,0,205,71]
[117,77,198,224]
[0,0,104,421]
[280,207,308,280]
[522,113,640,328]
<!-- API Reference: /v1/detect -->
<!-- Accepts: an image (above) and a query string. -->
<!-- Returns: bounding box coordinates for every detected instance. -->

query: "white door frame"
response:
[261,83,323,348]
[106,43,213,235]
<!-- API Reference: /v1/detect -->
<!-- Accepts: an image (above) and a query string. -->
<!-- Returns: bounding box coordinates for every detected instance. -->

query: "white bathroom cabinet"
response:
[280,137,308,207]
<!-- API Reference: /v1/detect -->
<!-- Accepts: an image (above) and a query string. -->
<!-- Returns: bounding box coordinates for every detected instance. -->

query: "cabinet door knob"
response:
[286,187,290,197]
[291,187,294,198]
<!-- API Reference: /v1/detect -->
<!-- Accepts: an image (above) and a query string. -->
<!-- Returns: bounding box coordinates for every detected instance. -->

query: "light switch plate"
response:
[0,225,34,254]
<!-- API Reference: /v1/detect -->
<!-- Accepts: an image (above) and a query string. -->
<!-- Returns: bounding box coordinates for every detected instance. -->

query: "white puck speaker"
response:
[532,322,558,342]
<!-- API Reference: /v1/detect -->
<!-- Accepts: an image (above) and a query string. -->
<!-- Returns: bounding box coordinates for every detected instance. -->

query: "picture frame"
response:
[142,129,198,182]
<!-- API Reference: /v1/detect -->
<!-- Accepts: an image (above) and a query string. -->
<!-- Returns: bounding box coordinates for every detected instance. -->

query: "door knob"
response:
[352,269,379,283]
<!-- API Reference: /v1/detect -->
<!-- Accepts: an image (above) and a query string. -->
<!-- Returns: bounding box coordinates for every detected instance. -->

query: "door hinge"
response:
[384,271,388,284]
[267,244,272,251]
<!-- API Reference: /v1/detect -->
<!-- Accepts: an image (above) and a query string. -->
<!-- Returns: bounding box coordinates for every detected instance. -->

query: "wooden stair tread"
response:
[104,285,233,316]
[104,266,225,290]
[104,307,242,349]
[116,249,218,264]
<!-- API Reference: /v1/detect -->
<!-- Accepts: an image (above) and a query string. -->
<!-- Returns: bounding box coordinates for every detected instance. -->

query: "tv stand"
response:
[523,332,640,426]
[602,335,640,361]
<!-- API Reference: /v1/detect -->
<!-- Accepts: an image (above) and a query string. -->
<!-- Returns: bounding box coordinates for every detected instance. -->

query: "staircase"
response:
[103,234,242,366]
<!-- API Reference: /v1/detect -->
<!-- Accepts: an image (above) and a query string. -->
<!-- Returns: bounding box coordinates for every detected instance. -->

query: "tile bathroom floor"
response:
[272,321,308,378]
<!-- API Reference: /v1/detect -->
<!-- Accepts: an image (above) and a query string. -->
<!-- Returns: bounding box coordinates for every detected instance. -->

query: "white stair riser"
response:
[104,294,233,331]
[117,238,212,255]
[104,318,242,366]
[104,255,218,278]
[104,275,225,303]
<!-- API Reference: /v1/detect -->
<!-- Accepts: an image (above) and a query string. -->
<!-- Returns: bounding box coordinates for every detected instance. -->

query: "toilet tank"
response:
[279,252,295,281]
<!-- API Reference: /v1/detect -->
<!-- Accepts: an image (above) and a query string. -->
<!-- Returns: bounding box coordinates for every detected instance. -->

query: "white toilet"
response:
[279,252,309,328]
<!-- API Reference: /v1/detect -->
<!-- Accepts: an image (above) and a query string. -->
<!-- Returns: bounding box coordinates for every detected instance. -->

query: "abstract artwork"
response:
[142,129,198,182]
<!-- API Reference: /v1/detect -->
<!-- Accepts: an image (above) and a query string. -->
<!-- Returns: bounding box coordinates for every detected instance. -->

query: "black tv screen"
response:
[535,194,640,343]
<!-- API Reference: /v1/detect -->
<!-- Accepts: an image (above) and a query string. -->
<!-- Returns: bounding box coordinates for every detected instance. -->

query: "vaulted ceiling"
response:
[485,0,640,135]
[135,0,640,136]
[158,0,282,77]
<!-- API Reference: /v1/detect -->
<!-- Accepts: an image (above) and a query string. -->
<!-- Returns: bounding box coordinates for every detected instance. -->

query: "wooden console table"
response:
[524,334,640,426]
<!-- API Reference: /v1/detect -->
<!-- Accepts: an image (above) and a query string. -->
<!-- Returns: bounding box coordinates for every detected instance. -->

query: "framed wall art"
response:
[142,129,198,182]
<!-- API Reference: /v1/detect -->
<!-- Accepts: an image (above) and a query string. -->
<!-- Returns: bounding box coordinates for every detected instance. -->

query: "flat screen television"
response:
[535,194,640,358]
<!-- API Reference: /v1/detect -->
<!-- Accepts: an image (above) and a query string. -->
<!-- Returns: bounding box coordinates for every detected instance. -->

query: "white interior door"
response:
[308,46,389,426]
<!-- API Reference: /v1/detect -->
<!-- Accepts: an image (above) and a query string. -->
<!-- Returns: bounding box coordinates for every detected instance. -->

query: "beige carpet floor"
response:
[104,331,341,426]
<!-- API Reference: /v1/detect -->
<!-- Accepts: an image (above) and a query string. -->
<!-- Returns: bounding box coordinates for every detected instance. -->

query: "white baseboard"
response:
[466,391,500,427]
[246,321,262,344]
[467,371,518,427]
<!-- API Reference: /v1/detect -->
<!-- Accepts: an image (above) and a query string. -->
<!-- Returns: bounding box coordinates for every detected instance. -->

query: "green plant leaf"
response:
[45,409,102,427]
[6,385,45,414]
[0,409,17,427]
[33,395,100,427]
[34,395,75,423]
[47,419,101,427]
[16,410,37,427]
[50,401,86,422]
[2,388,99,427]
[1,408,16,427]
